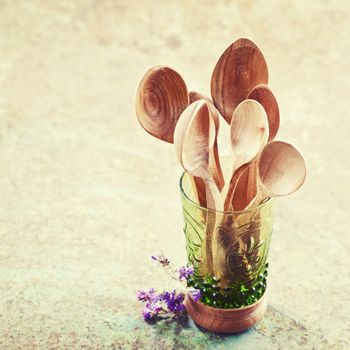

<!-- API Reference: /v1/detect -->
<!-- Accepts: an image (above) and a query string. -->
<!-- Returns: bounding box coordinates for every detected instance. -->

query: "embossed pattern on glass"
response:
[180,172,273,308]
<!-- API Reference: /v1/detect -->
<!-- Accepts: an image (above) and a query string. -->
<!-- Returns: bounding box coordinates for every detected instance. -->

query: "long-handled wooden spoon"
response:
[175,101,223,275]
[189,91,225,191]
[222,99,269,211]
[174,100,223,211]
[232,84,280,210]
[135,66,208,206]
[135,65,189,143]
[247,141,306,208]
[211,38,269,124]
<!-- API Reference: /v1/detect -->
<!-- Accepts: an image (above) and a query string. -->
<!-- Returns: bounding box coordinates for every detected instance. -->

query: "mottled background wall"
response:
[0,1,349,349]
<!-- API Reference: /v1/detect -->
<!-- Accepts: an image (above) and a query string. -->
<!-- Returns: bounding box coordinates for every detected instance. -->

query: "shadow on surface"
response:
[149,305,332,349]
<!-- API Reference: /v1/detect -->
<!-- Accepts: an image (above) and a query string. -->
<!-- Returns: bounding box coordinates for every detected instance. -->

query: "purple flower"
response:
[141,300,163,321]
[189,288,201,302]
[151,254,170,266]
[138,290,163,321]
[177,266,194,280]
[142,309,152,321]
[137,257,197,322]
[160,290,185,313]
[136,288,157,302]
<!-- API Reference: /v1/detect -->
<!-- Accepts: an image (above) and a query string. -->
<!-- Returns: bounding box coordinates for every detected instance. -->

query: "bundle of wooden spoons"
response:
[135,39,306,331]
[135,38,306,212]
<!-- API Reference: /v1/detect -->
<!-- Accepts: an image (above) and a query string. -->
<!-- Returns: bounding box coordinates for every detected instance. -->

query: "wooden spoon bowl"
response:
[232,84,280,210]
[211,38,269,124]
[136,65,189,143]
[189,91,225,191]
[223,99,269,210]
[258,140,306,197]
[175,100,223,210]
[247,84,280,142]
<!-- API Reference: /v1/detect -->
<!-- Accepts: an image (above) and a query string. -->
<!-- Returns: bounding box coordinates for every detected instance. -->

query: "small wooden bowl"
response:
[184,290,267,333]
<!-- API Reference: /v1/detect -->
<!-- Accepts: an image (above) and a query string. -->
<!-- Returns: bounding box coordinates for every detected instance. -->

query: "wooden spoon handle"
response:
[244,181,268,209]
[192,176,206,207]
[209,140,225,192]
[202,178,222,275]
[231,160,258,211]
[204,178,223,211]
[223,164,248,211]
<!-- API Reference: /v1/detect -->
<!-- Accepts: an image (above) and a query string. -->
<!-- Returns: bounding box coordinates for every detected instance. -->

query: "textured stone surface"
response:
[0,1,349,349]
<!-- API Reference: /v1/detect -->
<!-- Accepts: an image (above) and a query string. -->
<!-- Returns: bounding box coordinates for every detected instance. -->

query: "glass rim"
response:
[179,172,272,214]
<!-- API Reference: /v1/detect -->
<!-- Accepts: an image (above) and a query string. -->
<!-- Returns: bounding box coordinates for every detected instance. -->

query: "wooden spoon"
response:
[232,84,280,210]
[174,101,223,211]
[189,91,225,191]
[222,99,269,211]
[175,101,223,275]
[211,38,269,124]
[135,65,189,143]
[248,84,280,142]
[135,68,219,206]
[248,141,306,207]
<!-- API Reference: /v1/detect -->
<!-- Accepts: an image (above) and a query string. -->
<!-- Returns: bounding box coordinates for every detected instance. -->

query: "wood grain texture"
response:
[189,91,209,104]
[246,140,306,208]
[222,99,268,211]
[232,161,258,211]
[136,65,189,143]
[247,84,280,142]
[211,38,269,124]
[232,84,280,210]
[174,101,223,211]
[175,101,224,275]
[175,102,208,207]
[191,176,207,207]
[184,291,267,333]
[258,140,306,198]
[189,91,225,191]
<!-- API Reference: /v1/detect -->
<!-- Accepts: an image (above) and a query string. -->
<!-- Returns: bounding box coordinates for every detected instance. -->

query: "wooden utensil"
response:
[174,101,223,211]
[135,65,189,143]
[175,101,223,276]
[172,101,206,206]
[232,84,280,210]
[248,84,280,142]
[248,140,306,207]
[222,99,269,211]
[211,38,269,124]
[189,91,225,191]
[135,66,208,205]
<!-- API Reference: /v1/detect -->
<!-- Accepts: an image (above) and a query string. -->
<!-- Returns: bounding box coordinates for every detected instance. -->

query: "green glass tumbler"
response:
[180,172,274,309]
